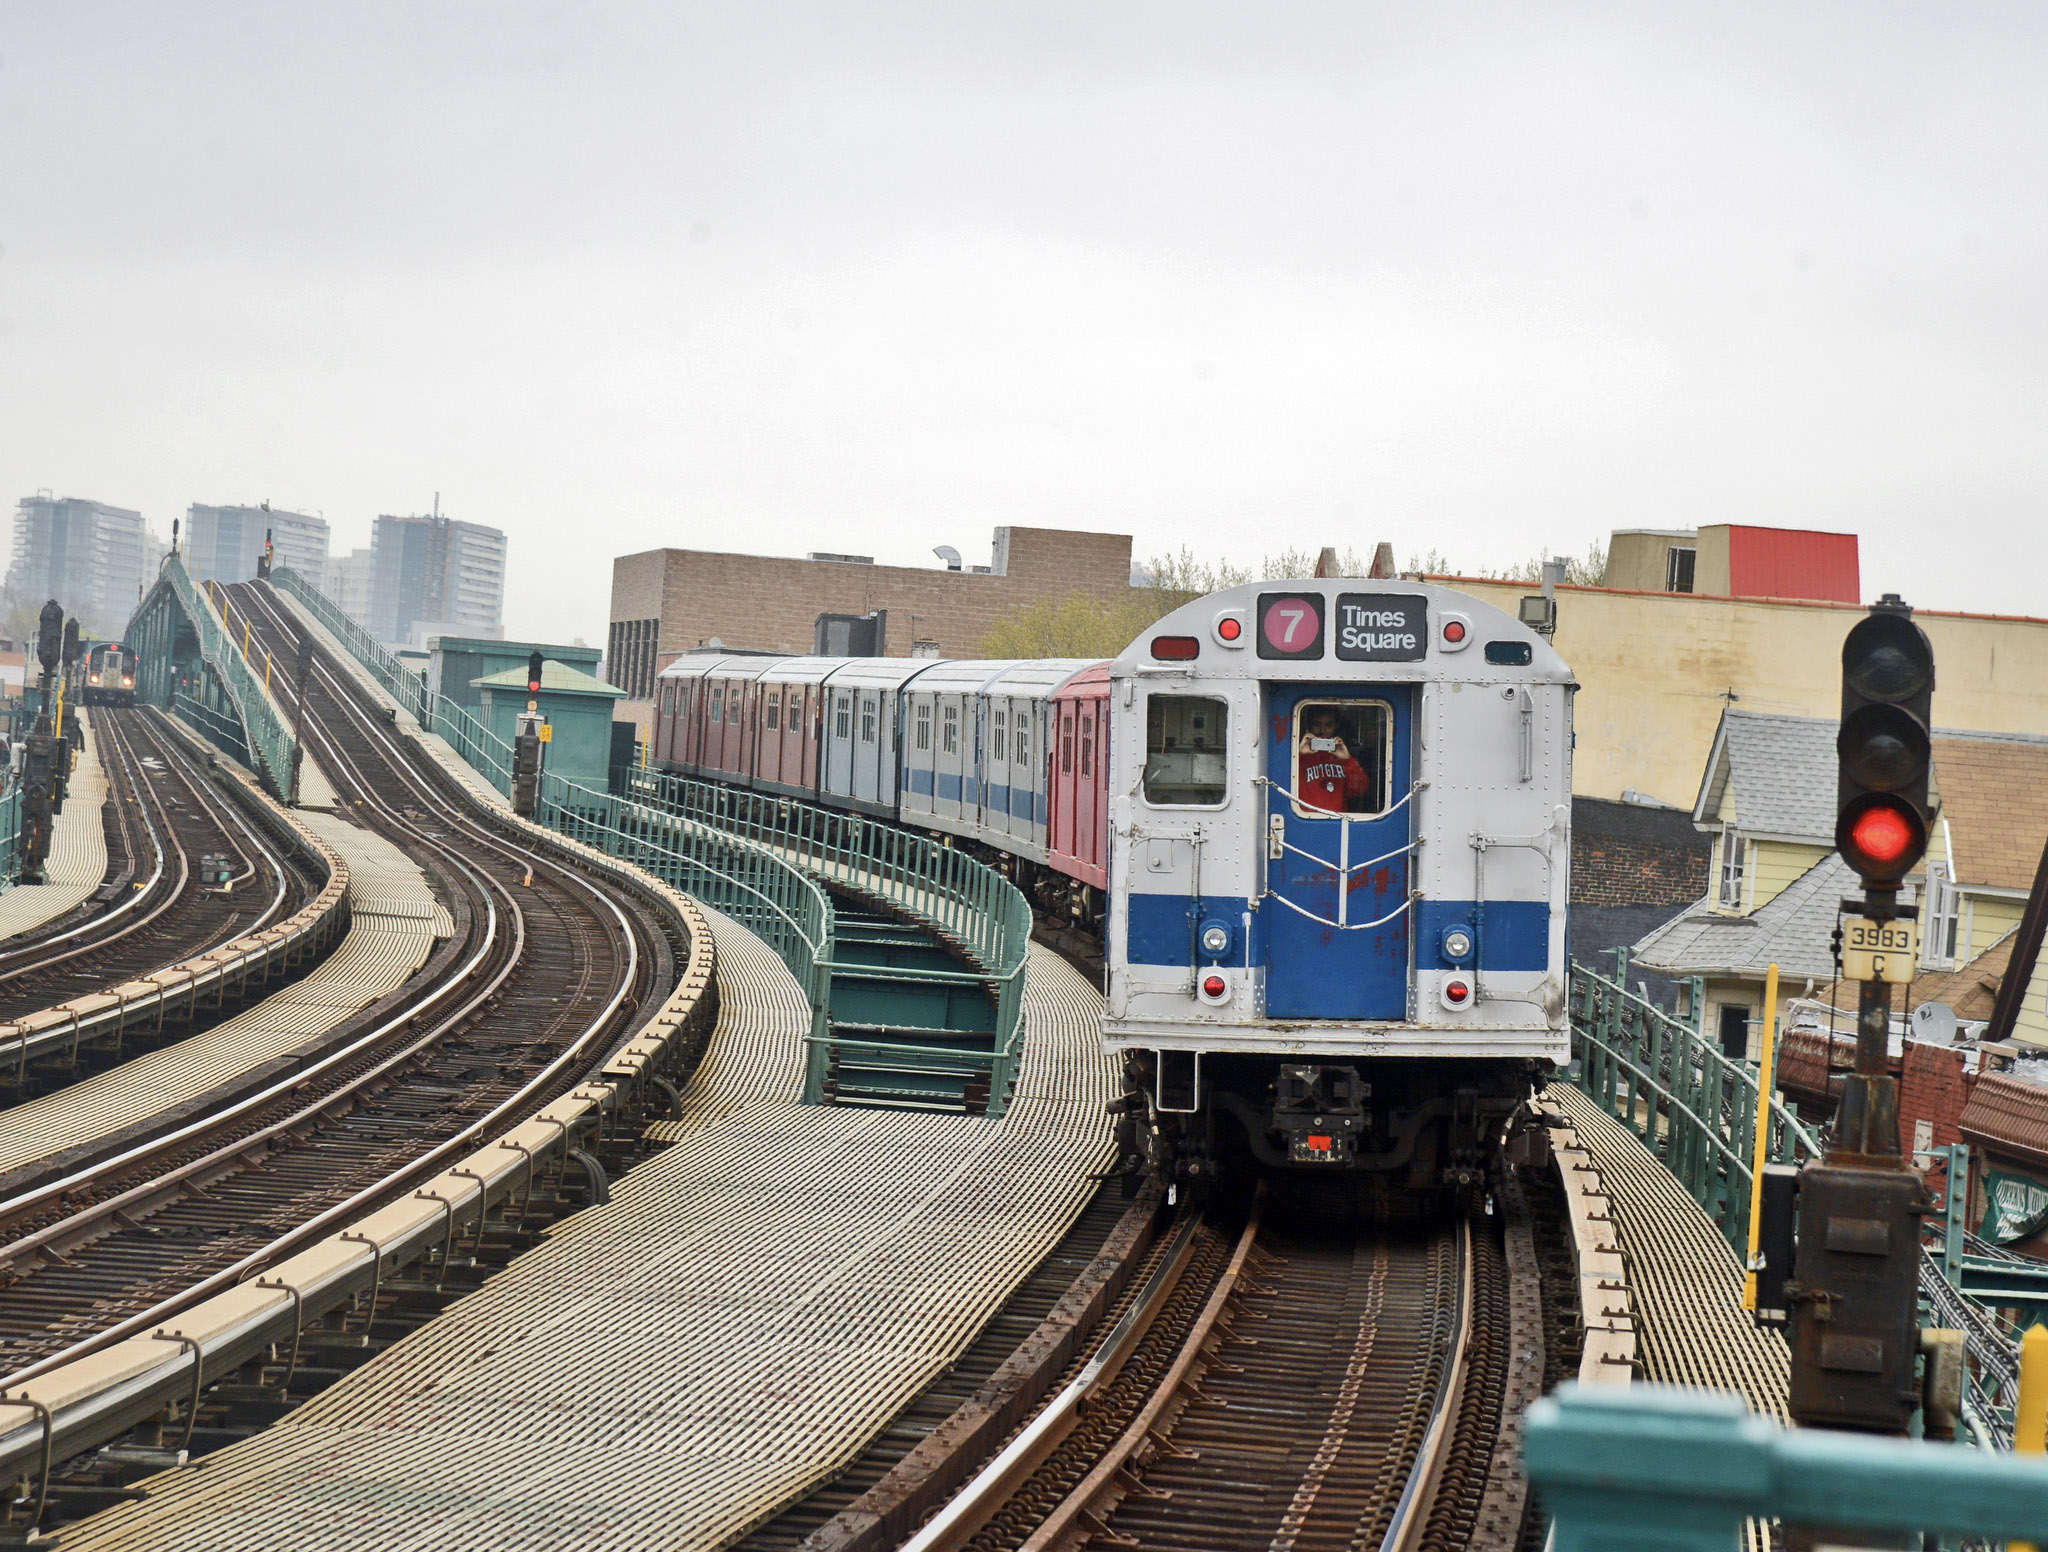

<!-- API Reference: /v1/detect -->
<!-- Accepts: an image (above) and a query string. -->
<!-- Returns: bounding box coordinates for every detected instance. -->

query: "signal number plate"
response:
[1842,917,1918,985]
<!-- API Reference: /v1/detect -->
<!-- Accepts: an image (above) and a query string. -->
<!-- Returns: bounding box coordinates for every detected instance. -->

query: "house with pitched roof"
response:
[1629,709,2048,1060]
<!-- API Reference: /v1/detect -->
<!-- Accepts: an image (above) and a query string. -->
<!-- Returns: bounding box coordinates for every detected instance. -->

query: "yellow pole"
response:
[2018,1326,2048,1552]
[1742,961,1782,1311]
[242,618,251,660]
[265,649,273,697]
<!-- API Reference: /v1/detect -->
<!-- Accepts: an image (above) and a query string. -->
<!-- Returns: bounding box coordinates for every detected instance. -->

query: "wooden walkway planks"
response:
[1548,1083,1789,1417]
[60,917,1116,1552]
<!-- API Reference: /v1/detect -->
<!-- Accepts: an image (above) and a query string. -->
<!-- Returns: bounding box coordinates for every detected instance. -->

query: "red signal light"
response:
[1850,803,1915,869]
[1202,974,1226,998]
[1217,617,1242,641]
[1151,636,1200,661]
[1443,620,1467,644]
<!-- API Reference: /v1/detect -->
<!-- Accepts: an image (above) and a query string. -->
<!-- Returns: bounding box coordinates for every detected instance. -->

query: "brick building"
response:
[606,526,1133,707]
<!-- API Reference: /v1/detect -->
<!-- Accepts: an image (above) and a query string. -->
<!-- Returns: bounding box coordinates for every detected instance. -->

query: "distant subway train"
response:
[650,580,1572,1192]
[83,642,141,707]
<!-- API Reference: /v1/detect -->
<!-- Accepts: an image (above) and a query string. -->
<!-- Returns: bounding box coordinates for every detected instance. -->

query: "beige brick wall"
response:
[611,525,1132,662]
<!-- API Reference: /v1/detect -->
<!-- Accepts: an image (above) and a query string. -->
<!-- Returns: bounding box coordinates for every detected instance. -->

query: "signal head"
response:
[1837,703,1930,792]
[1841,610,1934,702]
[1835,793,1927,883]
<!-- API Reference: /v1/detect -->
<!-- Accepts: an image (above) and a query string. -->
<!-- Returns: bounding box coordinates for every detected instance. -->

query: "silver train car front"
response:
[1103,579,1573,1194]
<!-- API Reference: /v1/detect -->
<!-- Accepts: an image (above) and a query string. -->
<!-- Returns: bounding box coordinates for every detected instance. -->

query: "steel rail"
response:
[0,592,647,1386]
[1380,1215,1477,1552]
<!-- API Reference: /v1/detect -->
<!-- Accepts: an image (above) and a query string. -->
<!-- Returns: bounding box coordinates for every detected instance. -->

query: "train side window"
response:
[1080,713,1094,778]
[1143,695,1228,807]
[992,707,1007,763]
[1014,718,1029,767]
[860,696,877,744]
[1061,711,1074,774]
[942,705,960,755]
[915,702,932,751]
[710,686,724,724]
[765,691,781,731]
[834,695,852,740]
[1289,700,1391,817]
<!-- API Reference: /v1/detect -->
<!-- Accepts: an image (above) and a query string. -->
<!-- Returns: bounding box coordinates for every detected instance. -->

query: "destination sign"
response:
[1334,594,1428,662]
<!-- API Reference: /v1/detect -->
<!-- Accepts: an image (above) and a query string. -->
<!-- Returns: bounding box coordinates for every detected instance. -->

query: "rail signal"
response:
[1835,595,1934,889]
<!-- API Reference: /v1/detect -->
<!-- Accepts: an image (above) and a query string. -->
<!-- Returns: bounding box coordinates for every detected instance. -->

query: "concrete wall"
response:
[1434,577,2048,805]
[611,525,1134,665]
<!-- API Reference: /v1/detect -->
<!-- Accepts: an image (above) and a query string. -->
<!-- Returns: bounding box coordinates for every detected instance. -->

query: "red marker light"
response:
[1443,620,1467,644]
[1217,617,1242,641]
[1444,977,1472,1005]
[1151,636,1200,661]
[1849,803,1915,870]
[1202,974,1226,998]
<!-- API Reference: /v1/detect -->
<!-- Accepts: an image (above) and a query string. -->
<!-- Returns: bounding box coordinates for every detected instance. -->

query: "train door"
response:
[1263,685,1413,1020]
[852,690,882,806]
[827,688,855,798]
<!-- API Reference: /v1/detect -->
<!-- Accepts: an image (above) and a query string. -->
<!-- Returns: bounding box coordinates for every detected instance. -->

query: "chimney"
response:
[1368,542,1397,579]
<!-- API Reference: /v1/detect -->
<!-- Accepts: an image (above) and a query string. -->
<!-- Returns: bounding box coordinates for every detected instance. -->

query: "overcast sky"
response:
[4,3,2045,645]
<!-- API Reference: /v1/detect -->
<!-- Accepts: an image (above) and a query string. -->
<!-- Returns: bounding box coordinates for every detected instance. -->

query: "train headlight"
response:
[1199,922,1231,957]
[1440,974,1475,1010]
[1440,926,1474,963]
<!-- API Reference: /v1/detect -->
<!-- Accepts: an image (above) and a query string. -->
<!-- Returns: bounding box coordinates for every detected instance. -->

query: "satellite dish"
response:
[1911,1001,1959,1045]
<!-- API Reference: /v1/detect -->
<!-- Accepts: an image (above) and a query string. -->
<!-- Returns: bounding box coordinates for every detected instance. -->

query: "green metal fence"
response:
[129,557,299,794]
[1569,951,1821,1254]
[271,561,1035,1113]
[617,766,1035,1110]
[270,566,430,723]
[0,784,21,883]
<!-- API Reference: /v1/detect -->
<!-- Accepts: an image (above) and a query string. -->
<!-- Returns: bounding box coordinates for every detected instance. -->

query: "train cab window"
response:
[915,702,932,751]
[991,708,1007,763]
[1290,700,1391,817]
[1080,713,1094,778]
[1143,695,1228,807]
[859,696,877,745]
[942,705,960,755]
[834,695,852,740]
[710,686,724,724]
[765,691,781,731]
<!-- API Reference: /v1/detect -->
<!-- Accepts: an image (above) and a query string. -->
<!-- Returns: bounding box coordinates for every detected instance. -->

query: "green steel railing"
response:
[0,784,21,883]
[128,557,298,794]
[270,562,1035,1113]
[1527,1383,2048,1552]
[616,766,1034,1110]
[1569,953,1821,1254]
[270,566,429,723]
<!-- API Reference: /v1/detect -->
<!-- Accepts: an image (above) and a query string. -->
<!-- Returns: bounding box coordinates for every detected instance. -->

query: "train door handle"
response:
[1268,814,1285,860]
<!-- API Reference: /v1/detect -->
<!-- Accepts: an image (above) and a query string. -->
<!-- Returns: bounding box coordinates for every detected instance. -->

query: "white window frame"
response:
[1716,824,1746,910]
[1922,861,1961,969]
[915,702,931,752]
[942,704,960,756]
[859,695,877,746]
[833,694,852,741]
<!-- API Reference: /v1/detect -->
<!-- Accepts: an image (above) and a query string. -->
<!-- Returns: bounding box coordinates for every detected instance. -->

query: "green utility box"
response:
[434,636,603,717]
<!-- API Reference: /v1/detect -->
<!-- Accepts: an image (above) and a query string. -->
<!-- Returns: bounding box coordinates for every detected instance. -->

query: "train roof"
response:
[657,654,789,684]
[1111,578,1573,685]
[814,658,947,691]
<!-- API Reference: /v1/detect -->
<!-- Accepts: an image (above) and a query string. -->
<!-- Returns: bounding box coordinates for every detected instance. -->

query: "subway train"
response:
[650,580,1572,1192]
[82,642,142,707]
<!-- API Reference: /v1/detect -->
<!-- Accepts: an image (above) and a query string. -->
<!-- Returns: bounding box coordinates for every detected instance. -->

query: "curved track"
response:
[0,706,316,1026]
[0,585,679,1379]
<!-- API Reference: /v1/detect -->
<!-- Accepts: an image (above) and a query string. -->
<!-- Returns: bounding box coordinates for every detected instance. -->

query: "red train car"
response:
[1047,662,1111,890]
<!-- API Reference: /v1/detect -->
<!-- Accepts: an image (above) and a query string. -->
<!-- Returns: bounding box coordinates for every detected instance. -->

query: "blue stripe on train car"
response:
[1414,900,1551,971]
[987,781,1010,820]
[1010,785,1032,819]
[1126,893,1252,967]
[907,766,935,797]
[1124,894,1551,970]
[938,771,962,802]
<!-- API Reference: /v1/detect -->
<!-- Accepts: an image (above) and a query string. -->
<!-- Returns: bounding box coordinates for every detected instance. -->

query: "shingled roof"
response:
[1930,730,2048,891]
[1630,850,1857,981]
[1694,711,1837,841]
